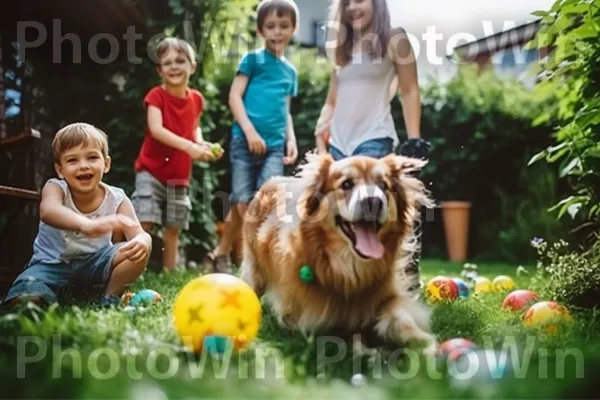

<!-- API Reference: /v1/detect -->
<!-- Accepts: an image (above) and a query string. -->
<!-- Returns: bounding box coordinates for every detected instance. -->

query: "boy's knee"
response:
[4,295,47,309]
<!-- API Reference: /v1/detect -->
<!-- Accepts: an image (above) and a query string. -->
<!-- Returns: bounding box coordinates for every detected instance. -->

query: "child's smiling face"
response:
[157,47,196,88]
[343,0,374,33]
[55,143,110,195]
[259,11,296,56]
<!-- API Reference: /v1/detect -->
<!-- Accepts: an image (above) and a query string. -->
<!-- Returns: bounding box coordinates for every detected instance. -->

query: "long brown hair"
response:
[327,0,392,67]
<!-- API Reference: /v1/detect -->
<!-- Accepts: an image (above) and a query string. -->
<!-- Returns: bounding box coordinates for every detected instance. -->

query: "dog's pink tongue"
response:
[352,223,384,259]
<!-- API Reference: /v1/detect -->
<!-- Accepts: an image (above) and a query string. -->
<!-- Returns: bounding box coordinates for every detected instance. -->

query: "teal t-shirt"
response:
[231,48,298,149]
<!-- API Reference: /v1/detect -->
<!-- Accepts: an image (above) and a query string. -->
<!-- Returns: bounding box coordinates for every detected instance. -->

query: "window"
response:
[492,45,540,88]
[313,20,327,55]
[1,37,30,138]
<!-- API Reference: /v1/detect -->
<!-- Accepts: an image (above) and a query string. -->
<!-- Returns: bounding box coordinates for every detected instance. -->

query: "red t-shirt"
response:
[134,85,205,186]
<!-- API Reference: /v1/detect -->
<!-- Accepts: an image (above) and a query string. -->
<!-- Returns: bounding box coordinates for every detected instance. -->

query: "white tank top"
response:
[31,178,126,263]
[330,52,398,156]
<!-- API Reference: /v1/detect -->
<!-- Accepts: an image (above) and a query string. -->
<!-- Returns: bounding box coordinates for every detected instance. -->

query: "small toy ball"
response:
[502,289,538,311]
[426,276,459,303]
[173,273,262,353]
[493,275,515,292]
[523,301,573,335]
[129,289,162,306]
[473,277,492,294]
[210,142,223,156]
[452,278,470,298]
[121,290,135,305]
[439,338,476,361]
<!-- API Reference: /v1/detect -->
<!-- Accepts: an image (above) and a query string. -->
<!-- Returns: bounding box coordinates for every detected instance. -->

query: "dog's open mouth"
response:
[335,215,384,259]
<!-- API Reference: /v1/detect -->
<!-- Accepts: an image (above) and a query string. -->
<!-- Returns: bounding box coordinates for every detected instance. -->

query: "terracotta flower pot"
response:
[440,201,472,263]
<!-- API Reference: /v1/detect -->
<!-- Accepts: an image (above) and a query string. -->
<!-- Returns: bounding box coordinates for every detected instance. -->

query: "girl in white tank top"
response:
[314,0,430,162]
[313,0,431,298]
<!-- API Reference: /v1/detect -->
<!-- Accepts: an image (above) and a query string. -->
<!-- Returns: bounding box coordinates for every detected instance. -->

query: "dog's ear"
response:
[382,154,428,177]
[382,155,432,226]
[305,153,334,217]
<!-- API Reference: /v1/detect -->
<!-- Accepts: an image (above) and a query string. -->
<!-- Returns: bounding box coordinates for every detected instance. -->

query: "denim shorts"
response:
[230,135,284,203]
[329,137,395,161]
[131,170,192,230]
[2,243,124,305]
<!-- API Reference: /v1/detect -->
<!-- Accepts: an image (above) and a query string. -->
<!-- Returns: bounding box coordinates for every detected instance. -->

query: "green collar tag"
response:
[299,264,315,283]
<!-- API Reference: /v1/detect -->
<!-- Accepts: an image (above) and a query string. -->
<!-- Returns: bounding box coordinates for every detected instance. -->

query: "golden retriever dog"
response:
[240,152,437,355]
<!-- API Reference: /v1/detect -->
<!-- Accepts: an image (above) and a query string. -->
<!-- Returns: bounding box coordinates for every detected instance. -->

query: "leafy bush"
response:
[405,67,568,261]
[529,237,600,309]
[529,0,600,246]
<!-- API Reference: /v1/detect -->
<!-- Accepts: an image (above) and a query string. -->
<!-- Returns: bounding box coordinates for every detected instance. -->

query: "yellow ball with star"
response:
[173,273,262,353]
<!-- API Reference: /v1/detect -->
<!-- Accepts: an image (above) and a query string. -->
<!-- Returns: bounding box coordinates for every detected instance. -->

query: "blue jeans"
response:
[230,135,284,204]
[329,137,395,161]
[3,243,123,305]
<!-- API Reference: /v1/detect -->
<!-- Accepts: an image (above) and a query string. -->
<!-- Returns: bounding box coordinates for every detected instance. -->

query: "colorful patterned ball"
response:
[502,290,538,311]
[473,277,492,294]
[439,338,476,361]
[493,275,516,292]
[523,301,573,335]
[426,276,459,303]
[129,289,162,306]
[173,273,262,353]
[452,278,470,298]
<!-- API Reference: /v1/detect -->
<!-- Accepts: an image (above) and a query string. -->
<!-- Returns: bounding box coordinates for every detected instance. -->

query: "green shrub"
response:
[406,66,567,261]
[530,237,600,309]
[529,0,600,247]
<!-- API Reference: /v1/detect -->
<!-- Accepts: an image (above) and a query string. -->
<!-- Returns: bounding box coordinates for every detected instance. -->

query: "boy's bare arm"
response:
[116,197,152,263]
[230,74,266,154]
[229,74,256,136]
[284,98,298,165]
[39,183,131,237]
[195,126,204,143]
[147,105,202,153]
[116,198,150,243]
[39,183,89,231]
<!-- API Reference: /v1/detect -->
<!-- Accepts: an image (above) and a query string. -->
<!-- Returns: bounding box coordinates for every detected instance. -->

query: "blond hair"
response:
[155,37,196,65]
[327,0,392,67]
[52,122,109,163]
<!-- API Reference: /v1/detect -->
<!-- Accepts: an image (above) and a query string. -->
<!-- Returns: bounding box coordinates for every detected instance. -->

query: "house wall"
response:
[294,0,329,46]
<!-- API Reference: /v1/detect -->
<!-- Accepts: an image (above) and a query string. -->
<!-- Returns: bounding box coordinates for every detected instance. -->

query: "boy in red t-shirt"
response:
[132,37,223,272]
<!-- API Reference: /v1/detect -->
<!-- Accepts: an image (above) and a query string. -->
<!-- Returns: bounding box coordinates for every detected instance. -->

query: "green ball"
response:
[299,265,314,283]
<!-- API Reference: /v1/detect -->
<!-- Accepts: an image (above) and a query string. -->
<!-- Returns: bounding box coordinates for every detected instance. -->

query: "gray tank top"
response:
[31,178,126,263]
[330,52,398,156]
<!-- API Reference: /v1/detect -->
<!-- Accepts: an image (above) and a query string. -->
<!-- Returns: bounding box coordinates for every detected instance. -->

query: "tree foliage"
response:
[529,0,600,245]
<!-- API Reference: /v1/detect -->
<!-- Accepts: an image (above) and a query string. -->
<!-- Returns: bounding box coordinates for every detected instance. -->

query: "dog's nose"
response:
[361,196,384,222]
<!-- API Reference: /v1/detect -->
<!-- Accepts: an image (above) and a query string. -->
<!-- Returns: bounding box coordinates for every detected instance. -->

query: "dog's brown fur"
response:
[240,152,437,354]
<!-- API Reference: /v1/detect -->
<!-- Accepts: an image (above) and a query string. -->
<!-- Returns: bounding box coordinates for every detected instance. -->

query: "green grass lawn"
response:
[1,259,599,399]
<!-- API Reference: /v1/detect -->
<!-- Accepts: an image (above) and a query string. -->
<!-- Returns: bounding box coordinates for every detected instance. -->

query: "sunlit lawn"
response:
[1,259,599,399]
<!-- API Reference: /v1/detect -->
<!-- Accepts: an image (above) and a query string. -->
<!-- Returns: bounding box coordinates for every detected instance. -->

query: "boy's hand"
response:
[207,142,225,160]
[284,140,298,165]
[188,142,218,162]
[80,215,136,237]
[119,234,151,263]
[245,130,266,155]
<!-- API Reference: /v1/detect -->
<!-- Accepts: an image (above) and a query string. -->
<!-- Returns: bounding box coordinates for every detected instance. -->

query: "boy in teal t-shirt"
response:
[205,0,300,273]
